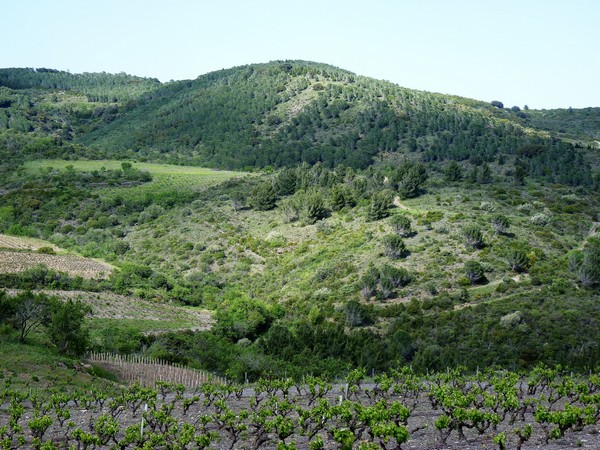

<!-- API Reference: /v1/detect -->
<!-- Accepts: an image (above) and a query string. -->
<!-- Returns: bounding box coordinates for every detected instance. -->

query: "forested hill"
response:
[0,61,598,188]
[0,68,161,102]
[77,61,596,187]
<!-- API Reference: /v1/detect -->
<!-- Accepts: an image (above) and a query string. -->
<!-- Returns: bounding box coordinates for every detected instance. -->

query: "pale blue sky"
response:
[3,0,599,109]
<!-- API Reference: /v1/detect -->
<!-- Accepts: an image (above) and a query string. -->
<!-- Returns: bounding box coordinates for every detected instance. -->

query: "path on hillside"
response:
[393,196,411,210]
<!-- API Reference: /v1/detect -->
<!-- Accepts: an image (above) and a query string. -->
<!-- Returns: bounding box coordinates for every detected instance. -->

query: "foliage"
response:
[389,214,412,237]
[491,214,510,235]
[381,235,407,259]
[578,238,600,287]
[464,260,485,284]
[250,182,277,211]
[367,191,393,221]
[47,299,91,355]
[462,225,484,249]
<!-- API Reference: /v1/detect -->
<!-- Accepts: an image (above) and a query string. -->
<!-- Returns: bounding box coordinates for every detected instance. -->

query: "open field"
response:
[24,159,247,195]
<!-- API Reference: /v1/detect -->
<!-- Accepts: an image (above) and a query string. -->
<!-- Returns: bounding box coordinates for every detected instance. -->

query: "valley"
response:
[0,61,599,448]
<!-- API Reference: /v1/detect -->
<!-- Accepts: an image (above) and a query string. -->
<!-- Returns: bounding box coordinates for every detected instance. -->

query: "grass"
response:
[24,159,246,192]
[0,338,115,392]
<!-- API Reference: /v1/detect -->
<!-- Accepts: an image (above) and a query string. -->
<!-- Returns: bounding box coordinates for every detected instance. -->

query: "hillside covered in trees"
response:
[0,61,599,387]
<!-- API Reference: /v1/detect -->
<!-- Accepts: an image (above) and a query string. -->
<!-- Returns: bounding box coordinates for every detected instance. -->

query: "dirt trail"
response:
[393,196,410,210]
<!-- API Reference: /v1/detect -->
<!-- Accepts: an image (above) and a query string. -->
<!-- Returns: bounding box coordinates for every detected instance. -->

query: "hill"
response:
[0,61,599,384]
[76,61,596,186]
[1,62,597,188]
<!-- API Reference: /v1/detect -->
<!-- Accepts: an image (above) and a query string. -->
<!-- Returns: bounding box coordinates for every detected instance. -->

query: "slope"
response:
[78,61,597,189]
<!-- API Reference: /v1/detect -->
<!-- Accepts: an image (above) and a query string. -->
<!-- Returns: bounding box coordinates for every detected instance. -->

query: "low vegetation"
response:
[0,62,599,419]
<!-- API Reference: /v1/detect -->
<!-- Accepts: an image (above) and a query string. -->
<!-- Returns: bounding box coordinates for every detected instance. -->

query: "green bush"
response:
[382,235,407,259]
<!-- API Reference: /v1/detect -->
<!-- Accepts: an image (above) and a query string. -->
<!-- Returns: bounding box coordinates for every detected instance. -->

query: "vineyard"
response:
[0,251,112,279]
[87,353,225,388]
[1,366,599,449]
[0,235,59,252]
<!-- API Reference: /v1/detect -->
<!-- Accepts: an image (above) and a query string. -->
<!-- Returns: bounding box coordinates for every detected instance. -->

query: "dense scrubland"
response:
[0,61,599,447]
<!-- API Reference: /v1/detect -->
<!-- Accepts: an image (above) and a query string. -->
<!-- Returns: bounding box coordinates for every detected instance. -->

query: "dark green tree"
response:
[479,163,492,184]
[330,185,347,211]
[250,182,277,211]
[514,159,528,185]
[300,188,328,224]
[47,299,91,355]
[445,160,463,182]
[396,163,428,198]
[367,191,393,221]
[578,238,600,287]
[274,168,298,196]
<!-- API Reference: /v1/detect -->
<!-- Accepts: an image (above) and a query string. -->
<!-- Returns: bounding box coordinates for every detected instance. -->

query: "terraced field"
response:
[0,251,112,279]
[0,234,60,251]
[0,234,113,279]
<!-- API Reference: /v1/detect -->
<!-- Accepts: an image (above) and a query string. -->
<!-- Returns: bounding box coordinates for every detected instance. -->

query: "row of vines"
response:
[1,366,599,449]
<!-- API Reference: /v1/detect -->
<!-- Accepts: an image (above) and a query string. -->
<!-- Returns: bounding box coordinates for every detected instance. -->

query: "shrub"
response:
[578,238,600,287]
[530,213,550,226]
[491,214,510,235]
[359,266,379,299]
[462,225,484,249]
[508,248,530,272]
[382,235,407,259]
[250,182,277,211]
[389,215,412,237]
[464,261,485,284]
[36,246,56,254]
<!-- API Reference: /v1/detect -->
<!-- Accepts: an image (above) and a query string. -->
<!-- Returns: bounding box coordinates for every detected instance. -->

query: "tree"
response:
[491,214,510,235]
[8,291,51,343]
[250,182,277,211]
[382,235,407,259]
[464,261,485,284]
[389,214,412,237]
[490,100,504,108]
[578,238,600,287]
[444,160,463,182]
[274,168,298,196]
[479,163,492,184]
[300,188,327,224]
[330,185,347,211]
[396,163,428,198]
[514,159,528,185]
[47,299,91,355]
[367,191,393,221]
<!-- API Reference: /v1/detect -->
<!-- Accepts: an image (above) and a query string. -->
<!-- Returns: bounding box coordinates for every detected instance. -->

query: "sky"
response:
[3,0,599,109]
